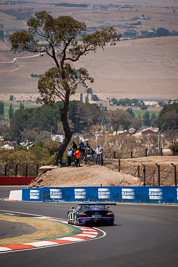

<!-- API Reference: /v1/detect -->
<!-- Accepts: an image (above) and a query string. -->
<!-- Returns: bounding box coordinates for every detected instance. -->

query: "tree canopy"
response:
[156,102,178,130]
[9,101,102,143]
[9,11,120,163]
[108,109,132,133]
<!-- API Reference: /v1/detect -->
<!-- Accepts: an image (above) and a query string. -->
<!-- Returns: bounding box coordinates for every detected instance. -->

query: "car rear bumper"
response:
[77,217,114,226]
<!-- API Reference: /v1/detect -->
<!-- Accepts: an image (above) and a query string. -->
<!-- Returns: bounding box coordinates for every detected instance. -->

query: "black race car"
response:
[67,202,116,226]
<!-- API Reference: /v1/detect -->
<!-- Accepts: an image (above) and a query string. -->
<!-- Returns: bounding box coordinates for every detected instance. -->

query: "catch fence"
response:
[102,158,177,187]
[0,163,40,177]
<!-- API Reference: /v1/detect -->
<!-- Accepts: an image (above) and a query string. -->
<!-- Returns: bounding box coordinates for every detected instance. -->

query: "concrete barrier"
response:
[9,190,22,201]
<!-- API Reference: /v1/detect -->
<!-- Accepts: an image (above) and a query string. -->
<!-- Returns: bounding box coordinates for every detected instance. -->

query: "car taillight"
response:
[78,212,86,215]
[107,212,113,215]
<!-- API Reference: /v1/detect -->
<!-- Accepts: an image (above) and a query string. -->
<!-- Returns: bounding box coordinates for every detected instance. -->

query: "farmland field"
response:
[0,0,178,102]
[3,103,41,118]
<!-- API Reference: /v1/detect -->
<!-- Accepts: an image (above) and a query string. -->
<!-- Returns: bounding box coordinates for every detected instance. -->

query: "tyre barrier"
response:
[9,186,178,204]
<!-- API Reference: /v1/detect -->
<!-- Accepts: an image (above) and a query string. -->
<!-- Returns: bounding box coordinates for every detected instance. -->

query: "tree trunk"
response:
[55,90,72,165]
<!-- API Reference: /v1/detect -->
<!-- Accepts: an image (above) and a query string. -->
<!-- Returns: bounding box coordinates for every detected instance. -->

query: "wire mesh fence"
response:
[102,158,177,186]
[0,163,40,177]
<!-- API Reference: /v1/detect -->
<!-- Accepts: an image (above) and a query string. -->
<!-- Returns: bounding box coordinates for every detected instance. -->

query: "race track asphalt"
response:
[0,186,178,267]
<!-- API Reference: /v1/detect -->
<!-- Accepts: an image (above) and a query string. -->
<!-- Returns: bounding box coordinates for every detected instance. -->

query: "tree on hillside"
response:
[150,113,157,125]
[156,102,178,131]
[20,102,25,110]
[0,101,4,115]
[80,93,83,102]
[143,111,151,127]
[108,109,131,133]
[9,104,14,119]
[69,101,102,133]
[132,115,142,131]
[9,101,102,143]
[9,11,120,164]
[126,108,135,120]
[36,97,42,104]
[86,88,93,95]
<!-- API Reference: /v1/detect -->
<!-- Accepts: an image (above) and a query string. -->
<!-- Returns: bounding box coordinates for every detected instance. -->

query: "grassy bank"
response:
[0,215,70,246]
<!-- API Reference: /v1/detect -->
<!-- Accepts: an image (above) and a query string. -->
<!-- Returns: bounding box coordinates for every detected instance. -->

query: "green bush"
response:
[169,141,178,155]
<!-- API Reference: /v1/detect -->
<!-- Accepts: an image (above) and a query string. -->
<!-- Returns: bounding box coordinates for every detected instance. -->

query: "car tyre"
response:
[74,215,77,225]
[67,214,70,224]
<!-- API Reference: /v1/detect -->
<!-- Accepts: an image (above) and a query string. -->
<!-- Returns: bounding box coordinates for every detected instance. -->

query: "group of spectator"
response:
[67,140,103,167]
[67,141,81,167]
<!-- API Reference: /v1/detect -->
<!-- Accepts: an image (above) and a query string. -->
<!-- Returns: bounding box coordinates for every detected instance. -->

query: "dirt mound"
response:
[29,164,141,188]
[28,156,178,188]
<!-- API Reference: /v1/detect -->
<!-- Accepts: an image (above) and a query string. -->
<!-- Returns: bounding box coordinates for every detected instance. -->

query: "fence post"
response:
[25,164,28,177]
[155,163,160,186]
[171,163,177,186]
[36,164,39,177]
[145,148,148,157]
[15,164,18,177]
[118,159,121,172]
[131,151,133,158]
[4,164,7,177]
[100,152,103,166]
[138,165,140,177]
[85,151,87,165]
[142,164,146,186]
[114,151,116,159]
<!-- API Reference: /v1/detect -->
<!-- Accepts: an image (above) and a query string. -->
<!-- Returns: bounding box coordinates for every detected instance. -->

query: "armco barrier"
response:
[0,176,36,185]
[22,186,178,204]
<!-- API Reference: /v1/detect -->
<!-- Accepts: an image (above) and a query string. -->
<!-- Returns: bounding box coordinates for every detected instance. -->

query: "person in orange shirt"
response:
[75,149,80,167]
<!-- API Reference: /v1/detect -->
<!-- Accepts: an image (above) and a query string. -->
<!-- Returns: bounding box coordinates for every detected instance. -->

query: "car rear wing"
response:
[78,202,116,206]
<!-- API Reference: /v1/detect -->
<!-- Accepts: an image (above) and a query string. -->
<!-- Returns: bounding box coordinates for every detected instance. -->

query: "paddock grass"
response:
[133,109,160,118]
[4,103,40,118]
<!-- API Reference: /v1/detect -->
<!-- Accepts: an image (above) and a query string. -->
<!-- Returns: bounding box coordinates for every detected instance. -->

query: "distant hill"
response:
[0,0,178,101]
[0,36,178,101]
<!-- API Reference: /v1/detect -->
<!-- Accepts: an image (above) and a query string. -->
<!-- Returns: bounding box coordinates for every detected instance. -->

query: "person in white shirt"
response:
[96,145,101,164]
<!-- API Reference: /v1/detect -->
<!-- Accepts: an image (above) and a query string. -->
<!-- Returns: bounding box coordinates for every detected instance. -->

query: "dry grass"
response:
[0,215,70,246]
[0,0,178,100]
[0,36,178,100]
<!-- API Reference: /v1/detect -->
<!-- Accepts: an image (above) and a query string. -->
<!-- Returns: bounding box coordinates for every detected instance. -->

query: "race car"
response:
[67,202,116,226]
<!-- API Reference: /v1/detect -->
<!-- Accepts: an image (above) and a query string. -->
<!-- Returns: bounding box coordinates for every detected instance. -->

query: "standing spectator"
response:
[95,145,101,164]
[75,149,80,167]
[91,147,95,158]
[85,139,90,148]
[72,141,77,151]
[79,141,85,155]
[67,147,72,166]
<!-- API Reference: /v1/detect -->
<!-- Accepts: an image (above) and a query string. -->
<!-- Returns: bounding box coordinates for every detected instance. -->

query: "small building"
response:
[128,128,136,135]
[142,127,159,135]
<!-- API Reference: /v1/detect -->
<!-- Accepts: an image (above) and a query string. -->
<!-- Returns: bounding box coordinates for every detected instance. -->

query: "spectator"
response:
[79,141,85,156]
[86,139,90,148]
[91,147,95,158]
[95,145,101,164]
[72,141,77,152]
[67,147,72,166]
[75,149,80,167]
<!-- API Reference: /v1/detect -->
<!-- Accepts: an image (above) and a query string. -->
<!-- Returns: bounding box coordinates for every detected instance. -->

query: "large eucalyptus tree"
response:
[9,11,120,164]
